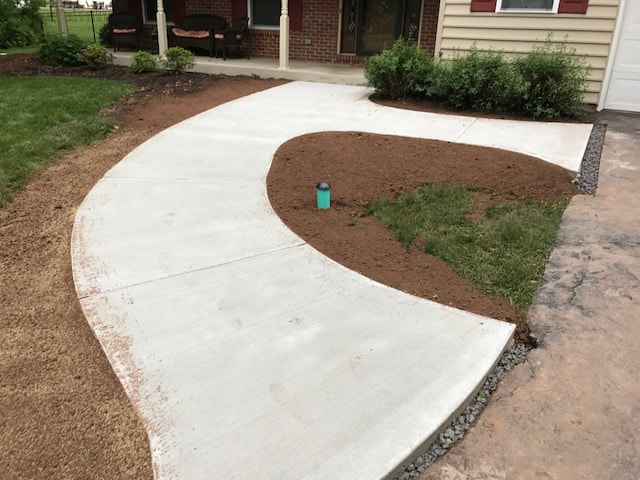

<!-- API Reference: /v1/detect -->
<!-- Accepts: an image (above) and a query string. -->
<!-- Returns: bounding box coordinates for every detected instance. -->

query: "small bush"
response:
[160,46,195,74]
[431,48,520,112]
[40,35,86,66]
[131,50,157,74]
[513,40,588,119]
[78,43,111,69]
[365,38,434,99]
[98,22,112,48]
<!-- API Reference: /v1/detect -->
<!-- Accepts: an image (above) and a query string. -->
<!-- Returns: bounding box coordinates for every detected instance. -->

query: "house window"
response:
[496,0,559,12]
[471,0,588,13]
[142,0,174,23]
[249,0,281,28]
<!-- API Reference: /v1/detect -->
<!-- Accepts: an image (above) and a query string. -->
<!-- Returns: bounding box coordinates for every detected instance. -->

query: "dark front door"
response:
[340,0,422,55]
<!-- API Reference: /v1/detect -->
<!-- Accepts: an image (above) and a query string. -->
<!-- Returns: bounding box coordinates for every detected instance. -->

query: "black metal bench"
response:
[169,14,227,58]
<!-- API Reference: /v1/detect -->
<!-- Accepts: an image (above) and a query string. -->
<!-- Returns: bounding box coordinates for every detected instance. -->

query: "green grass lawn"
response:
[0,76,134,207]
[0,46,40,55]
[366,183,568,309]
[40,8,110,43]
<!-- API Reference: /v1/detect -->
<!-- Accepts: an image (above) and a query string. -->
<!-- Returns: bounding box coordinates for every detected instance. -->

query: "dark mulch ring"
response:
[268,132,579,344]
[371,93,597,124]
[0,53,222,101]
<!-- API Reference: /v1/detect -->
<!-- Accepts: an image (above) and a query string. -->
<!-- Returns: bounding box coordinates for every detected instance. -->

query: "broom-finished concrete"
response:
[71,82,592,479]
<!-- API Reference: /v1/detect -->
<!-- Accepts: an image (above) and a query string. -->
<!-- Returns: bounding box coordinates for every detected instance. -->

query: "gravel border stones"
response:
[573,123,607,196]
[394,343,529,480]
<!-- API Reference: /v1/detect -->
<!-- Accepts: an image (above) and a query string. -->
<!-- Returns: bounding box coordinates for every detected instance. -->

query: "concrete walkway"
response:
[71,82,592,479]
[423,111,640,480]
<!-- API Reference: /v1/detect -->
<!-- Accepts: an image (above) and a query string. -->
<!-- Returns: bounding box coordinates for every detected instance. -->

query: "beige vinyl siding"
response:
[436,0,620,104]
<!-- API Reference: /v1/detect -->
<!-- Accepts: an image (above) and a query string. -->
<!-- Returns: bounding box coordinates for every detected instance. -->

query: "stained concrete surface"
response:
[422,111,640,480]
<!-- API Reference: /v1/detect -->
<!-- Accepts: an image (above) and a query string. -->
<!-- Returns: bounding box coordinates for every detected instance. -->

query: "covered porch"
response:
[114,0,440,65]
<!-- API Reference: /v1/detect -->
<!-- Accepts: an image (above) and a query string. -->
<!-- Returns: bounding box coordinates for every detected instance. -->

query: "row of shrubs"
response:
[0,0,44,49]
[364,39,589,119]
[39,35,196,74]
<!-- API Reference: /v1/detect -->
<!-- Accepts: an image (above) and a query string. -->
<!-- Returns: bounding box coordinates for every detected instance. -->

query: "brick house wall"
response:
[114,0,441,62]
[420,0,441,55]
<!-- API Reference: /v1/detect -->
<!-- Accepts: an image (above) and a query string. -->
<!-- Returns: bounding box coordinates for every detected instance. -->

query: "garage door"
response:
[605,2,640,112]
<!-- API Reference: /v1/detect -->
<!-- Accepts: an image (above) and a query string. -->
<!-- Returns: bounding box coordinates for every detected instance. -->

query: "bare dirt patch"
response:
[268,132,578,343]
[0,56,284,479]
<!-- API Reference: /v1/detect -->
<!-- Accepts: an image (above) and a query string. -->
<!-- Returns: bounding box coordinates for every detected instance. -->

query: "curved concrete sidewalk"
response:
[71,82,592,479]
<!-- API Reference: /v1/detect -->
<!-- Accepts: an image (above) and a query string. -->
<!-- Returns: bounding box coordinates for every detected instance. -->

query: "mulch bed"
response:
[0,53,223,102]
[371,93,597,124]
[268,132,579,344]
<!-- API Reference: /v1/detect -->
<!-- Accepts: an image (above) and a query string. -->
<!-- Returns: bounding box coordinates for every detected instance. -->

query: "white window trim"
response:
[247,0,281,30]
[495,0,560,13]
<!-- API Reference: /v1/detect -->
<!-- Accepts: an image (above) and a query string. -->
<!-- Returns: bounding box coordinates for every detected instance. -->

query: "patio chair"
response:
[108,13,141,52]
[214,17,249,60]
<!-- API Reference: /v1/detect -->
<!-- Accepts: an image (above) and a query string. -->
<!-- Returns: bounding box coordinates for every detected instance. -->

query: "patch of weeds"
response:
[346,219,367,229]
[366,183,568,309]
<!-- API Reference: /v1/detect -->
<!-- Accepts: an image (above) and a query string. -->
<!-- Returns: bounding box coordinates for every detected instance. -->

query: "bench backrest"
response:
[109,13,140,30]
[181,14,227,31]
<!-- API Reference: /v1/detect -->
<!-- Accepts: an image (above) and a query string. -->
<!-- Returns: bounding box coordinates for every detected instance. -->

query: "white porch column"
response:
[157,0,169,55]
[279,0,290,70]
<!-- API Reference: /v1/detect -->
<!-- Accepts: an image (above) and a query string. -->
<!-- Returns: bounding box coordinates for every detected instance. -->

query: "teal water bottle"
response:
[316,182,331,209]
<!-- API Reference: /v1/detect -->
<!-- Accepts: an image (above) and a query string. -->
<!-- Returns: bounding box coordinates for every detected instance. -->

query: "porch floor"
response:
[112,51,366,85]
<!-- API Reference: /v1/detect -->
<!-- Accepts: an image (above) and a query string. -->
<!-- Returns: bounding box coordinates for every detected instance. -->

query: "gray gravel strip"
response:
[395,343,529,480]
[573,123,607,195]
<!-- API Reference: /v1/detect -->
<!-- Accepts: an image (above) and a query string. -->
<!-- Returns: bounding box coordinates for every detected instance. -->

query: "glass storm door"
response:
[358,0,402,54]
[340,0,422,55]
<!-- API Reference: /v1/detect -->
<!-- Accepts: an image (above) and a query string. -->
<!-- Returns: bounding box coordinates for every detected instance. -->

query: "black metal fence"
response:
[42,8,111,43]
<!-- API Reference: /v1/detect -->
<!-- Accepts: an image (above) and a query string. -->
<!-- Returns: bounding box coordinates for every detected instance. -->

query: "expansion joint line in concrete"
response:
[78,242,306,300]
[454,117,479,142]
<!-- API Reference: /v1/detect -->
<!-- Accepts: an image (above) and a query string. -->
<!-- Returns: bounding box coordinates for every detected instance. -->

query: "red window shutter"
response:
[470,0,497,12]
[173,0,186,25]
[127,0,142,16]
[290,0,303,31]
[558,0,588,13]
[232,0,248,23]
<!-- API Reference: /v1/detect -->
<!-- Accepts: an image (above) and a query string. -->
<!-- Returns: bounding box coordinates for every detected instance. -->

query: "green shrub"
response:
[131,50,157,73]
[513,40,588,119]
[40,35,86,66]
[0,0,44,49]
[98,22,112,48]
[431,48,521,112]
[78,43,111,69]
[160,46,195,74]
[0,15,40,48]
[365,38,434,99]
